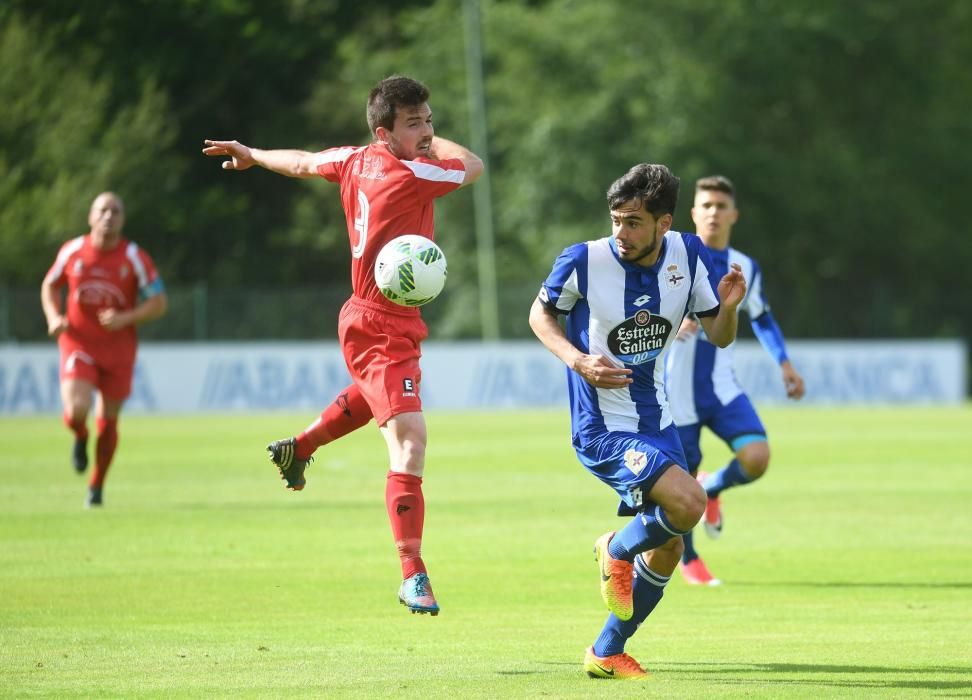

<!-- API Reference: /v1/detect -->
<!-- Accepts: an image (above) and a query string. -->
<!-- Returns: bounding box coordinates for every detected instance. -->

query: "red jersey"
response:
[313,142,465,309]
[44,234,164,364]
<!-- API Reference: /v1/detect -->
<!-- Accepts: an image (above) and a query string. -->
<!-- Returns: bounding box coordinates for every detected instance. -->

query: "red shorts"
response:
[58,339,135,401]
[338,297,428,426]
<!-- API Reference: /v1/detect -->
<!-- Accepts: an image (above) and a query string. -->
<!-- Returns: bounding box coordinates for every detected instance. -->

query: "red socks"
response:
[63,412,89,442]
[294,385,372,461]
[90,417,118,489]
[385,471,427,579]
[292,387,427,581]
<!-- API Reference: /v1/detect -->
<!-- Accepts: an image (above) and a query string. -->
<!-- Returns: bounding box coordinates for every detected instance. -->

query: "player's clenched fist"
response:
[46,314,68,338]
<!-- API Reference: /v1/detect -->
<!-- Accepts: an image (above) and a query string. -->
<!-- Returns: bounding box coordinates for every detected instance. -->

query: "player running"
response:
[666,175,805,586]
[41,192,168,508]
[530,164,745,678]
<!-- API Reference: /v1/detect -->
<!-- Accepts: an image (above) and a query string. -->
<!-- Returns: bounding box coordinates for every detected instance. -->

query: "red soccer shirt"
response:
[314,142,465,309]
[44,235,163,364]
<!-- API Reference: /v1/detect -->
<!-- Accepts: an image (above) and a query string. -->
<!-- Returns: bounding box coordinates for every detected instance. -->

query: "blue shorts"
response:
[676,393,767,471]
[574,424,688,516]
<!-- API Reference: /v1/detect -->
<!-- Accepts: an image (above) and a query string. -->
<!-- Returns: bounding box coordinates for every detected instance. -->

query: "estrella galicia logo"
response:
[607,310,673,364]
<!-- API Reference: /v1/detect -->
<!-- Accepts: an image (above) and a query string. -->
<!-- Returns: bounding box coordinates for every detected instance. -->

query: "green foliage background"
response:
[2,0,970,343]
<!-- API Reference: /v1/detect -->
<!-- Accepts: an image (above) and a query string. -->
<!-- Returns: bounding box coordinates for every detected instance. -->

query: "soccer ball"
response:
[374,235,448,307]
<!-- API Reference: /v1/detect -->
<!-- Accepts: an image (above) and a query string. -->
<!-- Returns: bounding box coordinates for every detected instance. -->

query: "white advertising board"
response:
[0,340,966,414]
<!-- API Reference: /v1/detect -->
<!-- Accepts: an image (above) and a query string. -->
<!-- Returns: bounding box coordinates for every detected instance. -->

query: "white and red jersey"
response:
[44,234,164,363]
[313,142,465,309]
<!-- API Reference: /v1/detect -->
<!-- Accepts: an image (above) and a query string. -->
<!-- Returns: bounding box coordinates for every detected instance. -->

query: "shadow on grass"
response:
[682,678,971,693]
[503,660,972,691]
[652,661,972,693]
[730,581,972,590]
[495,670,548,676]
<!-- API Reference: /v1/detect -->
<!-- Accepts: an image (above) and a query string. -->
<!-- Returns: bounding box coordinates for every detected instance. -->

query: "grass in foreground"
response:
[1,406,971,698]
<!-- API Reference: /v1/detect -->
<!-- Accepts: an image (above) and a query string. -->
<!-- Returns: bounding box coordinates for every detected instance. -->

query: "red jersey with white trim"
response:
[314,142,465,309]
[44,234,164,363]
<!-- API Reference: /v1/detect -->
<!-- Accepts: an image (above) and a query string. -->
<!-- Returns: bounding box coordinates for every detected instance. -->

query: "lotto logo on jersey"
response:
[607,311,673,364]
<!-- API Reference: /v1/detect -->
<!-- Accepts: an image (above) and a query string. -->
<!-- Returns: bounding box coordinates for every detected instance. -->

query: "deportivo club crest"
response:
[607,309,673,365]
[665,263,685,290]
[624,449,648,475]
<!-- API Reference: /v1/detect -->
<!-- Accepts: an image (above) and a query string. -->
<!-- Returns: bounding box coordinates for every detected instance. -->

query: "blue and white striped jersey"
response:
[665,246,788,425]
[539,231,721,443]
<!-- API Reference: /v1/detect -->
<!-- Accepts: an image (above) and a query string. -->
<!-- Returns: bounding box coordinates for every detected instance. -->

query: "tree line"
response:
[2,0,970,347]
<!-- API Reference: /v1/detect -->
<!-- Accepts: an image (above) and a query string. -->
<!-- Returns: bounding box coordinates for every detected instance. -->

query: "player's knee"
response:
[397,438,426,473]
[744,460,769,479]
[686,479,707,526]
[739,443,770,479]
[63,406,87,428]
[668,478,706,531]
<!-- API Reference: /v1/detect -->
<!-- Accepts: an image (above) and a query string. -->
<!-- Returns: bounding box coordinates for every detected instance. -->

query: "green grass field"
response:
[2,406,971,698]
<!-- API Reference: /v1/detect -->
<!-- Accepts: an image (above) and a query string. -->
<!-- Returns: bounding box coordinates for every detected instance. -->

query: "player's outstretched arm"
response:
[529,298,632,389]
[202,140,319,178]
[428,137,484,186]
[699,263,747,348]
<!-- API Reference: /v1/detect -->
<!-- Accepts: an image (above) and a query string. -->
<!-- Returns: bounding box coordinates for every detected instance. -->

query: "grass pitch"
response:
[2,406,971,698]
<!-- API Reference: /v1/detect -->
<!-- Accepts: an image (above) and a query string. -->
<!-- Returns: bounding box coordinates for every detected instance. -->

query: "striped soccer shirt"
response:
[539,231,721,443]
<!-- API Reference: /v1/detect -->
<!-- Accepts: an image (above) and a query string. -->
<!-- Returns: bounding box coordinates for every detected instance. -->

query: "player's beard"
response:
[383,132,420,161]
[621,228,660,264]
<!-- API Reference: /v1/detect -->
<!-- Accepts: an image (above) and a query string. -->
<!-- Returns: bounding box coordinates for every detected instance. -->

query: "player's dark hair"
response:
[606,163,680,218]
[695,175,736,199]
[367,75,431,135]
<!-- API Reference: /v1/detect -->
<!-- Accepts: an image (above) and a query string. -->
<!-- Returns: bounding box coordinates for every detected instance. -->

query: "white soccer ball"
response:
[374,235,448,307]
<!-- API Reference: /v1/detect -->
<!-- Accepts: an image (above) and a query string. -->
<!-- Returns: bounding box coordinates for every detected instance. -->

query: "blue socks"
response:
[702,459,752,498]
[681,528,698,563]
[593,555,670,657]
[595,506,686,656]
[608,505,690,562]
